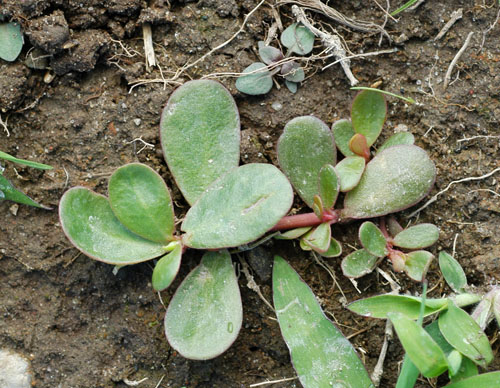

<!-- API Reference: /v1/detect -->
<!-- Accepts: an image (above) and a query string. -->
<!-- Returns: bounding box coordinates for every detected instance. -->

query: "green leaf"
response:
[108,163,175,243]
[343,145,436,219]
[0,150,52,169]
[182,164,293,249]
[164,250,242,360]
[348,294,447,319]
[445,372,500,387]
[59,187,167,264]
[493,291,500,328]
[404,250,434,281]
[235,62,273,95]
[0,22,23,62]
[152,243,182,291]
[301,222,331,253]
[351,90,386,147]
[312,195,323,219]
[0,175,48,209]
[389,312,448,378]
[280,23,315,55]
[332,119,356,157]
[450,357,478,383]
[359,221,388,257]
[160,79,240,205]
[335,156,365,192]
[447,350,463,376]
[349,133,370,159]
[285,80,298,93]
[438,302,493,368]
[393,223,439,249]
[439,251,467,292]
[281,61,305,82]
[258,41,283,65]
[341,249,378,278]
[274,226,312,240]
[377,132,415,154]
[278,116,336,208]
[425,320,454,356]
[396,355,420,388]
[320,237,342,258]
[318,164,339,209]
[273,256,374,388]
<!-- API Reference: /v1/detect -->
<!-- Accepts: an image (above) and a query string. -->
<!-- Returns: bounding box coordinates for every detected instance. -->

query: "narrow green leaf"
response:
[285,80,298,93]
[320,237,342,258]
[280,23,315,55]
[235,62,273,95]
[438,302,493,368]
[274,226,312,240]
[0,150,52,169]
[389,312,448,378]
[152,243,182,291]
[396,355,420,388]
[332,119,356,157]
[0,22,23,61]
[447,350,463,376]
[425,320,454,355]
[404,250,433,282]
[278,116,336,208]
[450,357,478,383]
[318,164,339,209]
[393,223,439,249]
[439,251,467,293]
[341,249,378,278]
[0,174,48,208]
[377,132,415,154]
[359,221,388,257]
[493,291,500,328]
[335,156,365,192]
[59,187,167,264]
[302,222,331,253]
[343,145,436,219]
[258,41,283,65]
[445,372,500,387]
[160,79,240,205]
[108,163,175,243]
[351,90,387,147]
[350,86,416,104]
[273,256,374,388]
[312,195,323,219]
[164,250,242,360]
[348,294,446,319]
[182,164,293,249]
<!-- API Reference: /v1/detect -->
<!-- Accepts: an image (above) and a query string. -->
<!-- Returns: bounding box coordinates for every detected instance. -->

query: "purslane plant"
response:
[59,81,437,361]
[0,20,23,62]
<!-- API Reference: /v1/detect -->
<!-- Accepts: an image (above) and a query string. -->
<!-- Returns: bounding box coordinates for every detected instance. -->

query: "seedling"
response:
[0,21,23,62]
[0,150,52,208]
[236,23,314,95]
[342,218,439,281]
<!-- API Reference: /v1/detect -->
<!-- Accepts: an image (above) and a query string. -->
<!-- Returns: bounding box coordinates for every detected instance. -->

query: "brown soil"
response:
[0,1,499,387]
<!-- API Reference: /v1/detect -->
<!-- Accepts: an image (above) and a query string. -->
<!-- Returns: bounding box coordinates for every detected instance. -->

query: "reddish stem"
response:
[272,210,338,231]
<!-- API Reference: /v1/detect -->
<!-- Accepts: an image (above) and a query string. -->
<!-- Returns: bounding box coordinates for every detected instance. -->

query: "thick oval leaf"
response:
[342,145,436,219]
[439,251,467,293]
[349,133,370,160]
[285,79,298,93]
[273,256,374,388]
[320,237,342,258]
[108,163,175,243]
[332,119,356,157]
[359,221,388,257]
[235,62,273,95]
[160,79,240,205]
[280,23,315,55]
[152,243,182,291]
[393,223,439,249]
[438,302,493,368]
[351,90,386,147]
[281,61,305,82]
[450,357,479,383]
[377,132,415,154]
[335,156,365,192]
[348,294,446,319]
[0,150,52,170]
[341,249,378,278]
[446,371,500,387]
[404,250,433,281]
[59,187,167,264]
[164,250,242,360]
[0,175,48,209]
[318,164,339,209]
[302,222,331,253]
[275,226,312,240]
[258,41,283,64]
[278,116,336,208]
[182,164,293,249]
[0,22,23,61]
[388,312,448,378]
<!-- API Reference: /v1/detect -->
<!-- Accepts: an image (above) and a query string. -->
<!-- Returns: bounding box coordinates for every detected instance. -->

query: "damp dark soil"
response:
[0,1,499,387]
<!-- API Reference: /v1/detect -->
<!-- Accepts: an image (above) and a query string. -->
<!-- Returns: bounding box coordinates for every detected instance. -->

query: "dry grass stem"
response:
[249,376,298,387]
[443,31,474,90]
[142,23,156,69]
[0,114,10,136]
[238,255,274,312]
[434,8,463,41]
[457,134,500,143]
[371,319,393,387]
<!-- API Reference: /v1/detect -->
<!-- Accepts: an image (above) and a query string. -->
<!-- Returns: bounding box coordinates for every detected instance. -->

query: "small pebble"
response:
[0,349,32,388]
[9,204,18,216]
[271,102,283,111]
[133,118,141,126]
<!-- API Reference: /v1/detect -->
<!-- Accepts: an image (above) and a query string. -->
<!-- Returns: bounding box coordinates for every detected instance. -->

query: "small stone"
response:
[394,124,409,133]
[271,102,283,111]
[0,349,32,388]
[9,204,18,216]
[133,118,141,126]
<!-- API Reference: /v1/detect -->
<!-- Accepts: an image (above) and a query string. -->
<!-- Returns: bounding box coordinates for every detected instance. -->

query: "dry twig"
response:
[0,114,10,136]
[434,8,463,41]
[142,23,156,69]
[443,31,474,90]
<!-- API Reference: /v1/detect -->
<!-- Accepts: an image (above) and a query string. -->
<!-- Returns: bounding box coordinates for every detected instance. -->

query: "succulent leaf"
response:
[359,221,388,257]
[438,251,467,293]
[318,164,339,209]
[377,132,415,154]
[301,222,331,253]
[0,22,23,61]
[393,223,439,249]
[341,249,378,278]
[349,133,370,160]
[280,23,315,55]
[351,90,387,147]
[258,41,283,64]
[320,237,342,258]
[275,226,312,240]
[152,243,182,291]
[332,119,356,157]
[335,156,365,192]
[404,250,433,281]
[236,62,273,95]
[285,79,298,93]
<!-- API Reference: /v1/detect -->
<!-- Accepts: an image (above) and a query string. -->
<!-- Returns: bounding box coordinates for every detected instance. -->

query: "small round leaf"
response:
[280,23,315,55]
[359,221,388,257]
[0,22,23,62]
[301,222,331,253]
[341,249,378,278]
[351,90,387,146]
[320,237,342,258]
[393,223,439,249]
[404,250,434,281]
[236,62,273,95]
[335,156,365,192]
[258,41,283,65]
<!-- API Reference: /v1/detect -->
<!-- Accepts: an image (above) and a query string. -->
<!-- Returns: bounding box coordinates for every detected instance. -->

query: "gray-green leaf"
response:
[351,90,386,147]
[152,243,182,291]
[332,119,356,157]
[404,250,434,282]
[301,222,331,253]
[377,132,415,154]
[164,250,242,360]
[439,251,467,293]
[393,223,439,249]
[0,22,23,61]
[236,62,273,95]
[280,23,315,55]
[341,249,378,278]
[335,156,365,192]
[359,221,388,257]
